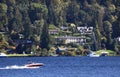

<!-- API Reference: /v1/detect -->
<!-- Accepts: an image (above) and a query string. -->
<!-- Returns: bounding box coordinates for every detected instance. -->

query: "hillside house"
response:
[49,29,59,35]
[77,26,93,34]
[60,26,69,31]
[117,37,120,44]
[55,36,86,45]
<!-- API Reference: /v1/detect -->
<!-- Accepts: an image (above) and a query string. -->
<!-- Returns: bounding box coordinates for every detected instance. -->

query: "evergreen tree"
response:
[40,21,50,50]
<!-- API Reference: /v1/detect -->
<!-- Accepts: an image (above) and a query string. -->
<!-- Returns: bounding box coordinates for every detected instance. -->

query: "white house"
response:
[77,26,93,34]
[117,37,120,44]
[55,36,86,44]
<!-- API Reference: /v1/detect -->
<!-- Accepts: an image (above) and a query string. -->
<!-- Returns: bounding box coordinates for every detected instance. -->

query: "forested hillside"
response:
[0,0,120,54]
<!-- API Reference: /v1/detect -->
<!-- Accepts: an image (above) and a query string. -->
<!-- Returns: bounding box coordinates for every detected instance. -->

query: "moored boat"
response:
[0,53,7,58]
[88,52,100,57]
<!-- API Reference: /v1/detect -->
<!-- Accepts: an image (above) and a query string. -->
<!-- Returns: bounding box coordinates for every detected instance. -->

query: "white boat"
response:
[0,53,7,58]
[88,52,100,57]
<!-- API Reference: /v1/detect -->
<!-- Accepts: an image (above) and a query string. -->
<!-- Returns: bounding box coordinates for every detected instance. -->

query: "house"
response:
[77,26,93,34]
[55,36,86,45]
[118,37,120,42]
[60,26,69,31]
[117,37,120,44]
[49,29,59,35]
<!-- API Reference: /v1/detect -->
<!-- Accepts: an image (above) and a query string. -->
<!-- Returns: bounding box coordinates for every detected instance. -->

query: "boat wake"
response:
[0,65,39,69]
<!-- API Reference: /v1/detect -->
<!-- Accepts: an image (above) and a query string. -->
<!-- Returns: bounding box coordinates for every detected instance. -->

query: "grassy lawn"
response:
[7,54,33,57]
[95,50,116,56]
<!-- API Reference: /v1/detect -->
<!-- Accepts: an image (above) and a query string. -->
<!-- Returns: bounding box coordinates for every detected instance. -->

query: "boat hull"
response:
[25,63,44,67]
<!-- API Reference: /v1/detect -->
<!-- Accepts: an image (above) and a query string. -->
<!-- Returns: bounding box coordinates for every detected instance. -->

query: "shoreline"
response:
[6,54,119,57]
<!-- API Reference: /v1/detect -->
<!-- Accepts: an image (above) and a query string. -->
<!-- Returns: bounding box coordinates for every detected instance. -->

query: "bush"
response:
[77,46,84,55]
[65,51,76,56]
[41,48,48,56]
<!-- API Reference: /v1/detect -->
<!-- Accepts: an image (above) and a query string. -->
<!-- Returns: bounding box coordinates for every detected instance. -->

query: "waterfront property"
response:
[55,36,86,45]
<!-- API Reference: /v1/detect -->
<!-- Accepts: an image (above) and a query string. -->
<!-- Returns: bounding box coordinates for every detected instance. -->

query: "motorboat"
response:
[0,53,7,58]
[88,52,100,57]
[25,63,44,68]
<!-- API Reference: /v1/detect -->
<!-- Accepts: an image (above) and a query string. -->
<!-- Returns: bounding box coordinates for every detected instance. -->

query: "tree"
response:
[48,0,68,26]
[0,33,9,51]
[103,21,113,50]
[32,19,44,42]
[40,21,50,50]
[112,8,120,37]
[66,0,80,24]
[9,7,23,33]
[0,3,8,31]
[94,22,102,50]
[22,10,32,39]
[78,10,92,25]
[29,2,48,23]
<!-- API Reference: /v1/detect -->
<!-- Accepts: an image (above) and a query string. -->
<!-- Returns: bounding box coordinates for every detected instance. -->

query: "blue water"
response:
[0,56,120,77]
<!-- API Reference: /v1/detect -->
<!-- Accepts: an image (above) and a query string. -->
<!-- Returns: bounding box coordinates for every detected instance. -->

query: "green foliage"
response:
[40,22,50,50]
[30,3,48,13]
[0,3,7,13]
[0,34,9,50]
[0,0,120,54]
[67,43,78,48]
[77,46,84,54]
[103,21,112,33]
[29,2,48,23]
[41,48,48,56]
[49,24,58,29]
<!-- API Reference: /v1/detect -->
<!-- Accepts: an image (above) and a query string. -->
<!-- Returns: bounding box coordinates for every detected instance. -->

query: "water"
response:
[0,56,120,77]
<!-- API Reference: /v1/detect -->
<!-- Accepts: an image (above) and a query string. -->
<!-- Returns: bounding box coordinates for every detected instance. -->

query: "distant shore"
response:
[7,54,117,57]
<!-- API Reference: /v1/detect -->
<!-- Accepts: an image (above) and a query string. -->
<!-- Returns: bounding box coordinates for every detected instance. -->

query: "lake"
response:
[0,56,120,77]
